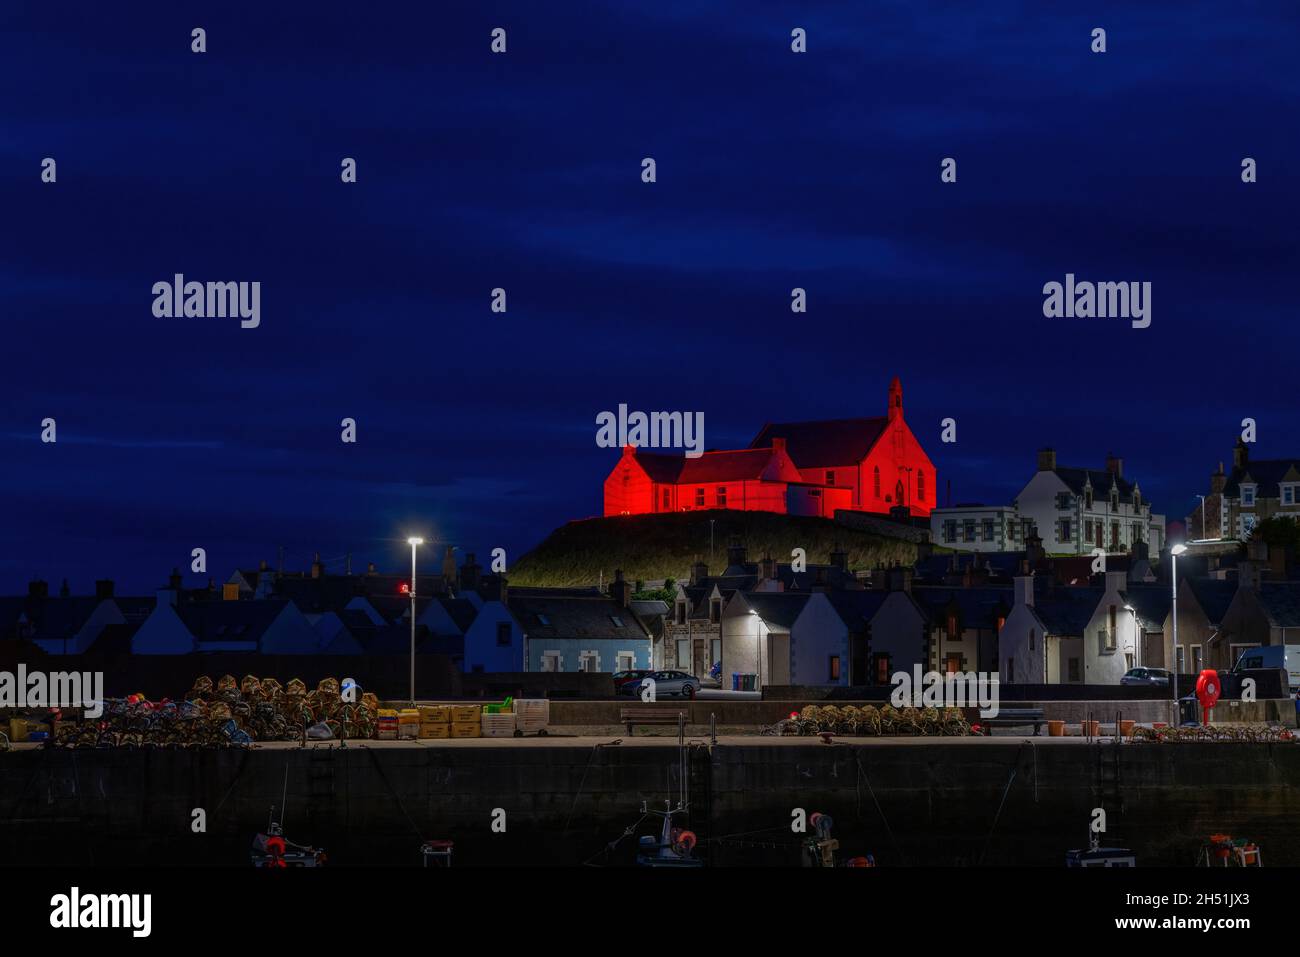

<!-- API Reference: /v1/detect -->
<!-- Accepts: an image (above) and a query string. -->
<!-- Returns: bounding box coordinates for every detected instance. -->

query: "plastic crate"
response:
[513,699,550,733]
[480,713,517,738]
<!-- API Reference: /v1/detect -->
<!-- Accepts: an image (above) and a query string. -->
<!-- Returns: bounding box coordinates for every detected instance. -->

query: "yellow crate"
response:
[8,719,29,742]
[420,724,450,739]
[450,723,480,738]
[419,705,451,723]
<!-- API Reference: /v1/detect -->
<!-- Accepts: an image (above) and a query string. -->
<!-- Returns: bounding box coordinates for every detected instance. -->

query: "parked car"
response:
[1120,667,1171,687]
[645,670,701,699]
[613,669,652,696]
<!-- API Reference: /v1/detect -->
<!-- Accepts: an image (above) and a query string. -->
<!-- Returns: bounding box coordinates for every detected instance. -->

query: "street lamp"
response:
[1170,543,1187,725]
[1123,603,1139,668]
[407,537,424,706]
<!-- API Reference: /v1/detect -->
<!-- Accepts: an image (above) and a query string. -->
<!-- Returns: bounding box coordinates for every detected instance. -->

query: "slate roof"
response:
[1121,585,1172,628]
[914,552,1027,582]
[825,590,892,630]
[506,593,652,641]
[1031,588,1102,636]
[1052,467,1139,504]
[437,597,479,633]
[1224,459,1300,498]
[25,597,102,642]
[738,592,811,629]
[749,417,887,467]
[1256,583,1300,627]
[176,600,290,644]
[631,447,794,484]
[1187,578,1238,625]
[912,586,1013,628]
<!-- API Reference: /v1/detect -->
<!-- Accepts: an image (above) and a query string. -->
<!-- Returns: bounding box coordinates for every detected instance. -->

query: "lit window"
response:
[695,488,705,507]
[716,486,727,508]
[826,470,835,486]
[829,656,841,681]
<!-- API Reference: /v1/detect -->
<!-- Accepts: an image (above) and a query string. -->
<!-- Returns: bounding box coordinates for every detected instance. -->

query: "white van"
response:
[1231,645,1300,693]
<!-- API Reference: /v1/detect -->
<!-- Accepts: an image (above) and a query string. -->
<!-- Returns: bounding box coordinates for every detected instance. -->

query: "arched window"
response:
[873,467,881,498]
[917,470,926,502]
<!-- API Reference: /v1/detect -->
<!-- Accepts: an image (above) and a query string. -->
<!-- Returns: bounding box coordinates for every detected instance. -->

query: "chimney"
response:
[870,564,888,591]
[1210,463,1226,494]
[1037,448,1057,472]
[1105,453,1123,479]
[59,578,71,598]
[95,579,114,600]
[259,559,269,572]
[1014,575,1035,608]
[829,545,848,572]
[760,554,776,580]
[690,560,708,586]
[311,552,324,579]
[771,437,787,456]
[610,569,632,608]
[484,573,509,604]
[442,545,456,581]
[169,567,182,590]
[366,562,377,575]
[27,579,48,600]
[1105,570,1126,594]
[1233,439,1248,470]
[1239,560,1261,591]
[812,566,832,593]
[726,537,747,568]
[459,553,481,592]
[887,565,913,594]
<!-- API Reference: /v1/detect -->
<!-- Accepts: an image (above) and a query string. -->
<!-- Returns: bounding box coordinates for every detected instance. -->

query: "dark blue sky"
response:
[3,1,1298,594]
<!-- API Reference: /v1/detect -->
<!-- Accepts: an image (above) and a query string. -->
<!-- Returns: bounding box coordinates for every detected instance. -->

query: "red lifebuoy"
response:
[1195,669,1221,725]
[674,830,697,853]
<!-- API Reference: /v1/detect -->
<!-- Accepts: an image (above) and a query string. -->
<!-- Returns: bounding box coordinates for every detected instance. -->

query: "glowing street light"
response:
[407,537,424,705]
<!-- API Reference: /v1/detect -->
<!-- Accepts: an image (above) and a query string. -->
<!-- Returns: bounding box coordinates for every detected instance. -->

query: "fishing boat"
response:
[1066,833,1136,867]
[636,801,703,868]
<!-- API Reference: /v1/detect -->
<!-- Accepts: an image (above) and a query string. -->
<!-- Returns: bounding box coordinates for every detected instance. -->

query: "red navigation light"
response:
[399,582,410,594]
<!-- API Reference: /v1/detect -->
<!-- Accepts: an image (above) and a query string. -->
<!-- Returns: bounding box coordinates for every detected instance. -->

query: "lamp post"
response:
[1170,543,1187,725]
[407,537,424,706]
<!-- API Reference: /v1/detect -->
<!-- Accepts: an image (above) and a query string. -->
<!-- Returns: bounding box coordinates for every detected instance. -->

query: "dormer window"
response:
[1133,488,1141,509]
[710,599,721,624]
[610,616,624,628]
[1084,488,1093,509]
[676,601,687,625]
[1284,485,1296,506]
[1110,489,1119,509]
[1242,485,1257,507]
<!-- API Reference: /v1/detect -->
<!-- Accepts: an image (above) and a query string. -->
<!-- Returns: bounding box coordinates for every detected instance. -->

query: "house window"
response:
[675,639,690,667]
[1084,519,1093,540]
[541,653,560,672]
[873,467,881,498]
[829,656,841,681]
[963,520,976,542]
[1008,521,1018,542]
[983,518,995,541]
[676,602,687,625]
[695,488,705,508]
[826,470,835,486]
[610,615,624,627]
[917,471,926,502]
[1056,493,1072,510]
[1058,519,1072,543]
[946,614,958,638]
[617,653,635,671]
[1134,489,1142,508]
[1085,488,1093,509]
[943,520,957,543]
[710,638,721,670]
[1110,490,1119,509]
[578,652,599,672]
[496,622,511,646]
[1192,646,1203,671]
[1284,486,1295,506]
[1242,486,1256,507]
[716,486,727,507]
[1111,522,1120,549]
[874,654,891,685]
[710,600,721,624]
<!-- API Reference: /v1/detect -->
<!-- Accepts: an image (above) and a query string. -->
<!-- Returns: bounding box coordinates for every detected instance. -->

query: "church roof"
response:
[749,417,888,467]
[630,447,795,484]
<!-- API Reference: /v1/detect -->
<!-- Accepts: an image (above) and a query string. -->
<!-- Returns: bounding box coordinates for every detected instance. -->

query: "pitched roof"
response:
[1121,585,1172,628]
[437,596,479,633]
[630,447,795,485]
[1224,459,1300,498]
[1031,589,1102,636]
[1052,467,1139,503]
[749,417,887,467]
[506,593,652,641]
[1256,583,1300,627]
[176,600,290,643]
[1187,578,1237,625]
[738,592,811,629]
[911,586,1013,626]
[825,590,892,629]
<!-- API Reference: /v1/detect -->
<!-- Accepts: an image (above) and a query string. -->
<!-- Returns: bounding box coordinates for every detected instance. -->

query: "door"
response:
[693,639,708,678]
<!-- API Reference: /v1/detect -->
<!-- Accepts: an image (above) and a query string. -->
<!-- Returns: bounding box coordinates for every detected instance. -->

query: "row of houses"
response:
[6,530,1300,688]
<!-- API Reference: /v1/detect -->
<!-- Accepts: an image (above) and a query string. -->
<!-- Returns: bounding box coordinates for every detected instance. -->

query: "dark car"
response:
[613,669,653,695]
[1120,667,1171,686]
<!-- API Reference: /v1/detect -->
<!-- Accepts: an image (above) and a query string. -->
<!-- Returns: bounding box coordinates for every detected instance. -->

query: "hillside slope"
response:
[509,510,919,588]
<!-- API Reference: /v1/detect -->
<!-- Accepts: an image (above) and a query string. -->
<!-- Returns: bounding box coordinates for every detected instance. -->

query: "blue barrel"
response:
[732,672,740,691]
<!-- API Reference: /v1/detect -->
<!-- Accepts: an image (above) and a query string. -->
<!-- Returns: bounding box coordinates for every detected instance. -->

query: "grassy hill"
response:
[509,510,919,588]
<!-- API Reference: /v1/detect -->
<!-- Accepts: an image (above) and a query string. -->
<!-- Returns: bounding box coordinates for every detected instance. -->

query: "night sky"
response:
[3,2,1297,594]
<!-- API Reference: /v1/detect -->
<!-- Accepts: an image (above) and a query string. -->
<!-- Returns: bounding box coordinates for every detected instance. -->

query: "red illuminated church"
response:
[604,377,936,519]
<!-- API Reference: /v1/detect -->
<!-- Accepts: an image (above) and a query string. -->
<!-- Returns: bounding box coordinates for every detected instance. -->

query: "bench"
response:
[620,708,685,736]
[980,708,1046,736]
